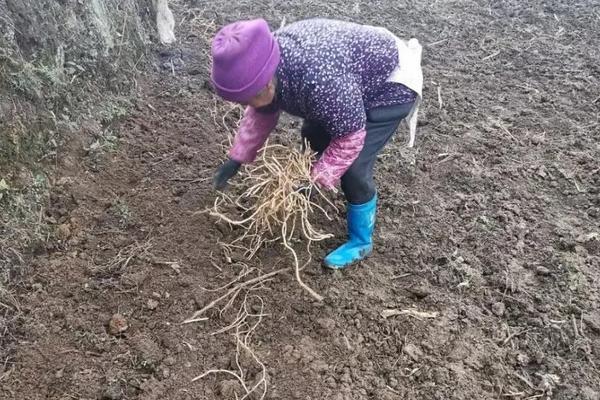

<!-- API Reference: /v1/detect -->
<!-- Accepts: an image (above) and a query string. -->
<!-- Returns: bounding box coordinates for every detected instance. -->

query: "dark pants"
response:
[302,102,414,205]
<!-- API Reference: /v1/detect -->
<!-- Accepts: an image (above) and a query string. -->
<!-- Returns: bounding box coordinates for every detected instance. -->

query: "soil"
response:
[2,1,600,399]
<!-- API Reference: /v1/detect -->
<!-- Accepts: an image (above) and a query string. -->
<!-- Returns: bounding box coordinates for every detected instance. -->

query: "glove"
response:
[213,158,241,190]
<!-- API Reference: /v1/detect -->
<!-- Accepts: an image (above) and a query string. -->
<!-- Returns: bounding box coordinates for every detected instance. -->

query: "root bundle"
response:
[211,143,337,301]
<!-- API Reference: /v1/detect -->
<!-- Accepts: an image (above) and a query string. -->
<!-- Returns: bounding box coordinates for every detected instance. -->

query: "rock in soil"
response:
[108,314,128,336]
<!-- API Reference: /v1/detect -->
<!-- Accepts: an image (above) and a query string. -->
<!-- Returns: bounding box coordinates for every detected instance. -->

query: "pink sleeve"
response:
[311,128,366,189]
[229,106,280,163]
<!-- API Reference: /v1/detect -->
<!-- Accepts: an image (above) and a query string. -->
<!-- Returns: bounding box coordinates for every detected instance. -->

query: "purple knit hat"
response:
[211,19,280,103]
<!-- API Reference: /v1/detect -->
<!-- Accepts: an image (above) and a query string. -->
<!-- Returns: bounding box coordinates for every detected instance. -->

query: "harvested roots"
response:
[192,294,269,400]
[211,143,337,301]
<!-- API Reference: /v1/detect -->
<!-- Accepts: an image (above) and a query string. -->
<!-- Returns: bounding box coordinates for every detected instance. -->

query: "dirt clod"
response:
[516,353,530,366]
[492,302,506,317]
[404,343,424,362]
[101,383,123,400]
[108,314,128,336]
[317,318,336,332]
[583,313,600,333]
[218,379,243,398]
[536,266,552,276]
[133,335,164,367]
[163,356,176,366]
[56,223,72,241]
[147,299,159,310]
[407,284,431,299]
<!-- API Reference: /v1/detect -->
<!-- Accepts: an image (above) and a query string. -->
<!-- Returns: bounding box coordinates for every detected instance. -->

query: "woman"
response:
[211,18,423,269]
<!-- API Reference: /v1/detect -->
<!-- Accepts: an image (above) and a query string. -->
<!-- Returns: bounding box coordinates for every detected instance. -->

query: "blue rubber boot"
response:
[324,195,377,269]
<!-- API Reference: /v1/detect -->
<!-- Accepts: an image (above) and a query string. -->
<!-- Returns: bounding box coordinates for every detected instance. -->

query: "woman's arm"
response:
[229,106,280,163]
[311,128,366,189]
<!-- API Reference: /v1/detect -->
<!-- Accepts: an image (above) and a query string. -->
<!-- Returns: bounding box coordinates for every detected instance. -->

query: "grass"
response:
[0,170,49,273]
[0,168,49,371]
[110,200,132,227]
[87,129,120,154]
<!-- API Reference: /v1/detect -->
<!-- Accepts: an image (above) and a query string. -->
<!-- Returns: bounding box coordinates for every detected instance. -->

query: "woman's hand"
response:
[213,159,241,190]
[310,166,338,191]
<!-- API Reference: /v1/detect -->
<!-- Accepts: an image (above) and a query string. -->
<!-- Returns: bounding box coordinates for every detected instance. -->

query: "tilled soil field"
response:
[2,1,599,399]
